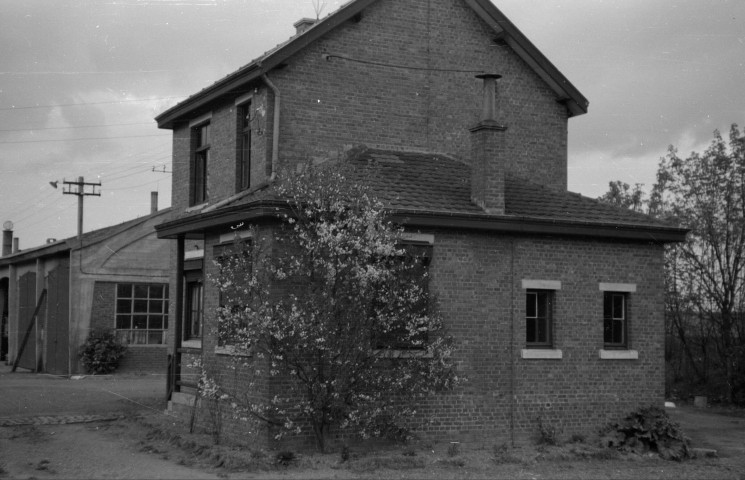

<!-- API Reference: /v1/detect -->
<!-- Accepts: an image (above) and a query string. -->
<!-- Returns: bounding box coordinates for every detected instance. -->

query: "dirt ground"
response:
[1,405,744,479]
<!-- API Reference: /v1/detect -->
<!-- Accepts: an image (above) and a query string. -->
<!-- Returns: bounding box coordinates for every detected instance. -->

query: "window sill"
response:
[185,202,208,213]
[215,345,252,357]
[373,349,433,359]
[521,349,563,359]
[599,349,638,360]
[181,339,202,349]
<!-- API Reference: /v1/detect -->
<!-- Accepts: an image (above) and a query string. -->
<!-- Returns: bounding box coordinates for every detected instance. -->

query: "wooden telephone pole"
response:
[62,177,101,240]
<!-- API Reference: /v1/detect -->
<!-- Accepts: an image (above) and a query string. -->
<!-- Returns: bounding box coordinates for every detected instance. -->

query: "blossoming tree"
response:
[209,162,459,451]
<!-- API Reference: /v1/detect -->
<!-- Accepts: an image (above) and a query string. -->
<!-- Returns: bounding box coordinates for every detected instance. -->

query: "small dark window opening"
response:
[373,244,432,350]
[191,122,210,205]
[526,289,553,347]
[185,281,203,341]
[237,103,252,192]
[603,292,628,348]
[215,241,253,346]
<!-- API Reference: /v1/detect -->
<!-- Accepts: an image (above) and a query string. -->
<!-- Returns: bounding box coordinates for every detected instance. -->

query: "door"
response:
[16,271,37,370]
[46,261,70,374]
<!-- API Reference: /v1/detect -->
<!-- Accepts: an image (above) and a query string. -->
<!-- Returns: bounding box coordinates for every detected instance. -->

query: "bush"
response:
[78,330,127,374]
[600,405,690,461]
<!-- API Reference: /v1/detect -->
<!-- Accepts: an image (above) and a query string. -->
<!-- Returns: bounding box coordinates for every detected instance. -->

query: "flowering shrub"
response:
[210,161,461,451]
[78,330,127,374]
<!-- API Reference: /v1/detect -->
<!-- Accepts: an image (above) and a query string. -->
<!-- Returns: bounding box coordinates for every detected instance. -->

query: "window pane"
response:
[149,315,163,329]
[150,284,164,298]
[536,317,548,343]
[116,299,132,314]
[603,292,612,319]
[612,294,624,319]
[133,315,148,329]
[116,315,131,329]
[612,319,624,345]
[537,292,548,319]
[134,285,149,298]
[133,299,148,313]
[149,300,163,314]
[117,283,132,298]
[526,292,536,318]
[526,318,536,343]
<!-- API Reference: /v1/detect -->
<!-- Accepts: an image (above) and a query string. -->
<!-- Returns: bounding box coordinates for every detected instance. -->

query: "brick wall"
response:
[168,222,665,447]
[168,0,570,215]
[91,281,168,374]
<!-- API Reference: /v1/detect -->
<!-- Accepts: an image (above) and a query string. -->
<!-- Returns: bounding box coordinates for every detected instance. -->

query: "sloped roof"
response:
[155,0,588,128]
[155,148,687,242]
[0,208,172,266]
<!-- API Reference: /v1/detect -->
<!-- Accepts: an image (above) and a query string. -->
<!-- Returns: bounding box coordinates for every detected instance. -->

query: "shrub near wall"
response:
[91,281,169,374]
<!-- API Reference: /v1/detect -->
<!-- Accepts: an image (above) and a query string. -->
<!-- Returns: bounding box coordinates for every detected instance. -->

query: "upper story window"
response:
[237,102,252,192]
[603,292,628,348]
[190,121,210,206]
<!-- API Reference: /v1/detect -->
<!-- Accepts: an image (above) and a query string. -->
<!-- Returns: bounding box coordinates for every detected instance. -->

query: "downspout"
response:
[261,72,280,182]
[510,237,516,447]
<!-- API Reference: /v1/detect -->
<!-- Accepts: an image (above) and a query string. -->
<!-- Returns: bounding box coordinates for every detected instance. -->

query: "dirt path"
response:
[0,420,222,479]
[669,405,745,459]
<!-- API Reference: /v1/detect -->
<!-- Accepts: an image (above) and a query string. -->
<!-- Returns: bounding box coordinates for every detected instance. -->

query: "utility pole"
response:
[61,177,101,240]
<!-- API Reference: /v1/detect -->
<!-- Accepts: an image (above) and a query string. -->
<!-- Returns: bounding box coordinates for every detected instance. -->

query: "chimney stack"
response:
[12,238,19,254]
[293,18,317,35]
[470,74,507,215]
[151,191,159,214]
[2,223,12,257]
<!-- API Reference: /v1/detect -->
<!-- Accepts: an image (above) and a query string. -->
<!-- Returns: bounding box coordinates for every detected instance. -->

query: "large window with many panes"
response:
[115,283,169,345]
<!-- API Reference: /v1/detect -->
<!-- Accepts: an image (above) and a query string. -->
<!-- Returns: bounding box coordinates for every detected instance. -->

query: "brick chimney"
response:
[293,18,317,35]
[151,191,158,214]
[2,224,12,257]
[470,74,507,215]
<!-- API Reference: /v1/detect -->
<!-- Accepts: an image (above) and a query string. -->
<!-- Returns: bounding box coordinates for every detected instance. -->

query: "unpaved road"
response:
[1,366,744,479]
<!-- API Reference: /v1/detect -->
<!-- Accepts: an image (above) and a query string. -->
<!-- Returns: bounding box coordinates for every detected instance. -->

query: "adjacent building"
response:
[0,196,172,374]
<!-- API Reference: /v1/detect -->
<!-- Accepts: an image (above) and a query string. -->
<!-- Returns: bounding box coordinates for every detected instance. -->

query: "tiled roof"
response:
[204,147,673,231]
[345,149,483,215]
[348,148,669,229]
[504,176,667,227]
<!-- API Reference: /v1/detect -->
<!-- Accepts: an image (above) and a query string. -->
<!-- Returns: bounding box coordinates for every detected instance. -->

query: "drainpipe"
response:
[261,73,280,182]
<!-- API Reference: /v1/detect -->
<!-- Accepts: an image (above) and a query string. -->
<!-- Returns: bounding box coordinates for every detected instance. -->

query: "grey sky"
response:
[1,0,743,248]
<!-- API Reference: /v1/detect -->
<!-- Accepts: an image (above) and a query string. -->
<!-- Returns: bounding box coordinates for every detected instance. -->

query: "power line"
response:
[0,96,186,112]
[0,121,155,133]
[0,134,169,144]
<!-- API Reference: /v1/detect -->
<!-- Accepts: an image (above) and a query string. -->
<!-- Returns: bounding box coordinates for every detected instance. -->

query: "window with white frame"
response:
[526,289,553,347]
[115,283,169,345]
[520,279,562,359]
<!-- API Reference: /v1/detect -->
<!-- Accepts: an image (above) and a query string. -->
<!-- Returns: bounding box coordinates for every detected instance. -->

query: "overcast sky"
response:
[1,0,744,249]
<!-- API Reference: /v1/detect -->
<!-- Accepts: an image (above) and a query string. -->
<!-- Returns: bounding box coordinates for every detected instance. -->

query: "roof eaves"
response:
[155,0,379,129]
[391,210,689,243]
[464,0,589,116]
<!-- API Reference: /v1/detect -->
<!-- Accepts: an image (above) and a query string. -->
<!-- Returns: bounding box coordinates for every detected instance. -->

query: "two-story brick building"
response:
[155,0,687,446]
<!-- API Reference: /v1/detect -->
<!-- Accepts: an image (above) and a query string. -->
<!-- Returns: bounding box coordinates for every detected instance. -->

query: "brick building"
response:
[155,0,687,445]
[0,196,171,375]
